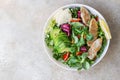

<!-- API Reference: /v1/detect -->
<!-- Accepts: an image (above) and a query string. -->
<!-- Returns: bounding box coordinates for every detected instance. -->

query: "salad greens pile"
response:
[45,7,107,70]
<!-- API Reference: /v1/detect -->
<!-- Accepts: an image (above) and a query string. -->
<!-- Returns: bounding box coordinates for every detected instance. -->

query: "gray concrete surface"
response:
[0,0,120,80]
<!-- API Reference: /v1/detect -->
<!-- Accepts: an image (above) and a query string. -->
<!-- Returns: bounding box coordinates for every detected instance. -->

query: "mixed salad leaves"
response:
[45,7,111,70]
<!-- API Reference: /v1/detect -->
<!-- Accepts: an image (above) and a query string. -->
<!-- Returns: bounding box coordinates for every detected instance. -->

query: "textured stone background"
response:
[0,0,120,80]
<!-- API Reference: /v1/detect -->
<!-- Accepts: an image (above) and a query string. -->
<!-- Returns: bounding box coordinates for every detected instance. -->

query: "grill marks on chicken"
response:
[87,18,98,46]
[88,38,103,60]
[81,7,91,26]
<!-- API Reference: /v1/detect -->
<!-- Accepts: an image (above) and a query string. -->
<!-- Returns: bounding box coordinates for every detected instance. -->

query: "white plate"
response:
[43,4,110,71]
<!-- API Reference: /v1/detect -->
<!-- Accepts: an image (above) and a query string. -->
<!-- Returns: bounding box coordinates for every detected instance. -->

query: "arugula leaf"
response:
[72,31,78,44]
[74,29,82,34]
[69,45,77,53]
[45,34,53,47]
[78,52,91,70]
[97,37,107,58]
[77,37,85,48]
[97,26,107,58]
[69,7,80,18]
[80,52,88,63]
[86,33,93,41]
[77,32,85,47]
[53,53,62,60]
[86,58,95,65]
[82,27,88,34]
[77,52,90,70]
[91,14,96,19]
[98,27,104,38]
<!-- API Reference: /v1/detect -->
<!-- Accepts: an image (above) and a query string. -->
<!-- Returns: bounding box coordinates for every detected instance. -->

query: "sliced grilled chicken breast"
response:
[87,18,98,46]
[88,38,102,60]
[81,7,91,26]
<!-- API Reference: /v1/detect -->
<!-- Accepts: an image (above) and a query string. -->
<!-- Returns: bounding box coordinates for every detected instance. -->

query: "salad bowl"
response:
[43,4,111,71]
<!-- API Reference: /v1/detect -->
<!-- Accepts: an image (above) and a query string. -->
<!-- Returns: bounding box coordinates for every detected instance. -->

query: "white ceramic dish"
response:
[43,4,110,71]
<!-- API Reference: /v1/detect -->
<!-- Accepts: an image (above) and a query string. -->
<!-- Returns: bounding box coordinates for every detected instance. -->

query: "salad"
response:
[45,6,111,70]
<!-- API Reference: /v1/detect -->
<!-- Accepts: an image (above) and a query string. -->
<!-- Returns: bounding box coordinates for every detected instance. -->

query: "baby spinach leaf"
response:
[68,56,78,64]
[67,56,83,69]
[53,53,62,60]
[71,22,84,28]
[83,61,90,70]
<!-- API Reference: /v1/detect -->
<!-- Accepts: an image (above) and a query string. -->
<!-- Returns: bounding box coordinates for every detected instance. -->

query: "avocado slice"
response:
[50,28,60,39]
[50,28,71,53]
[55,43,71,53]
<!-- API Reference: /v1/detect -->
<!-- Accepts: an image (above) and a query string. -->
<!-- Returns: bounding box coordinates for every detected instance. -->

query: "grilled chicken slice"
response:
[88,38,102,60]
[87,18,98,46]
[81,7,91,26]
